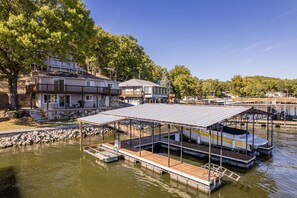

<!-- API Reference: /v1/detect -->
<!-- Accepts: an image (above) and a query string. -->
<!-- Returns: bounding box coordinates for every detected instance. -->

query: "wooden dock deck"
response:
[102,141,221,193]
[110,130,255,168]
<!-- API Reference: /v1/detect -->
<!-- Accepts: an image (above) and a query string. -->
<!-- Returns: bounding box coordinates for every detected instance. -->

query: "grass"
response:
[0,117,77,132]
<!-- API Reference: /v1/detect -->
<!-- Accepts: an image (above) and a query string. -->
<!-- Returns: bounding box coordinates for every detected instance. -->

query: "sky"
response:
[83,0,297,81]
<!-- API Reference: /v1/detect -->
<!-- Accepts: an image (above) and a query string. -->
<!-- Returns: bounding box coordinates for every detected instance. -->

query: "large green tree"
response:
[0,0,95,109]
[90,27,161,82]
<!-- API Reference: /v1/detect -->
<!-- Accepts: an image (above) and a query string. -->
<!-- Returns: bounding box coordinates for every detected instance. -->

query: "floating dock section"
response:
[102,142,221,194]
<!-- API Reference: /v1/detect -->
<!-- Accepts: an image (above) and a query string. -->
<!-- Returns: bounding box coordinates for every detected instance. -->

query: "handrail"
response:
[26,83,120,95]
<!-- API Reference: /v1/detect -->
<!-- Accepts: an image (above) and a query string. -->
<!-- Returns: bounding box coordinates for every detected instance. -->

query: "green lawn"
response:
[0,117,77,132]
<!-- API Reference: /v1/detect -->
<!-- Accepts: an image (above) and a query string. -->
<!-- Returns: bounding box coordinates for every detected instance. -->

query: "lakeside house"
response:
[265,92,287,98]
[24,57,120,120]
[119,79,168,106]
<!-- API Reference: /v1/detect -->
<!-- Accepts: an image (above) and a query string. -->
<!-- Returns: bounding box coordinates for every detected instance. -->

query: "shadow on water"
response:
[0,166,21,198]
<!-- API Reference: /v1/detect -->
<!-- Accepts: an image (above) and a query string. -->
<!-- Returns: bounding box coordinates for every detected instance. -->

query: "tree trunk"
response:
[8,74,19,109]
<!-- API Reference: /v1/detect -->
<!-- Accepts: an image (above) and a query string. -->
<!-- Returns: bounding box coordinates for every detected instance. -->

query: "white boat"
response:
[180,126,268,152]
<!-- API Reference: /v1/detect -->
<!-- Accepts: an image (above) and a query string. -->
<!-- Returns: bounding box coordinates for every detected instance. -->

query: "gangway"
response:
[84,145,120,163]
[201,163,240,182]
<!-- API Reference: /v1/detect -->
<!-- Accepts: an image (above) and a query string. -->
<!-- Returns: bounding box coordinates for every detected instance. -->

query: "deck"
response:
[102,141,221,193]
[109,128,256,168]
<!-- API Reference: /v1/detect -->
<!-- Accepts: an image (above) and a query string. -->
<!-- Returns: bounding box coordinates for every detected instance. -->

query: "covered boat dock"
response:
[77,104,273,193]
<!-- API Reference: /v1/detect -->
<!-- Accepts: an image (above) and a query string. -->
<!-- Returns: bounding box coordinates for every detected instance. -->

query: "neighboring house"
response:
[119,79,168,106]
[26,57,120,110]
[265,92,287,98]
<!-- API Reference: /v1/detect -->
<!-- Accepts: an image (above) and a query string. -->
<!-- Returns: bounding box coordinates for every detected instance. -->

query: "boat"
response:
[181,126,268,152]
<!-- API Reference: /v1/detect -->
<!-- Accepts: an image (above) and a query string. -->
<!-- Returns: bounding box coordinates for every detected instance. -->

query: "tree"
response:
[169,65,191,83]
[90,28,160,82]
[169,65,197,99]
[0,0,95,109]
[160,69,172,94]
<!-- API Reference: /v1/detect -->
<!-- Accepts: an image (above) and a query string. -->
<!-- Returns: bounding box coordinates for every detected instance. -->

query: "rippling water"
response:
[0,128,297,198]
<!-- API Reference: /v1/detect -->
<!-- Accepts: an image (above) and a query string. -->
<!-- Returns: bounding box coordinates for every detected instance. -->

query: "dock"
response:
[78,104,274,194]
[101,141,221,194]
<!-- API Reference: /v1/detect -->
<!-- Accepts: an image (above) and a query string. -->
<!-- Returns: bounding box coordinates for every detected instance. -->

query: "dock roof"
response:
[77,114,125,126]
[78,104,261,128]
[101,104,251,128]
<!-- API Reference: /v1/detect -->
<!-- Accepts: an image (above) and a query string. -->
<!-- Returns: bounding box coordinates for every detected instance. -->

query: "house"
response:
[25,57,120,120]
[119,79,168,106]
[265,92,287,98]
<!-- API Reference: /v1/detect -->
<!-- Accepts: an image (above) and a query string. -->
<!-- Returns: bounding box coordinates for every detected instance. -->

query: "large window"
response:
[43,94,58,104]
[85,95,93,101]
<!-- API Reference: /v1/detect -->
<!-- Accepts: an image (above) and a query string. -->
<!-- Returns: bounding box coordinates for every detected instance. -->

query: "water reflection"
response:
[0,130,296,197]
[0,166,21,198]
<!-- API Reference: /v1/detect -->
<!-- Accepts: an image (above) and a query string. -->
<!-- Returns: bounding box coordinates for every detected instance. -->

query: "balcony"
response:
[120,91,144,98]
[26,83,121,95]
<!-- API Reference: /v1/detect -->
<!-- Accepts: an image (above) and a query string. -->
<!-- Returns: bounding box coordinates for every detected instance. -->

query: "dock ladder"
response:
[201,163,240,182]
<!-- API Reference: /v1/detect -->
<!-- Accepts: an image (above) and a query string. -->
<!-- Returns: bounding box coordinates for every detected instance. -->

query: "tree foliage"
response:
[0,0,95,108]
[90,27,161,82]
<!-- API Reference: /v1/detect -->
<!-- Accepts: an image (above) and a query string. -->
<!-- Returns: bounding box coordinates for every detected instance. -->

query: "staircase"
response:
[201,163,241,182]
[29,109,47,123]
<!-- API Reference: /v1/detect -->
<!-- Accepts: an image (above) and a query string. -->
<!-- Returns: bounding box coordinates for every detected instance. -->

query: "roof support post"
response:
[139,120,142,157]
[252,113,255,149]
[240,115,243,129]
[180,126,183,162]
[102,129,104,143]
[152,123,154,153]
[189,127,192,142]
[220,125,223,177]
[113,122,116,140]
[216,125,219,146]
[79,121,83,151]
[208,128,212,181]
[117,121,120,143]
[167,124,170,167]
[266,113,269,147]
[159,124,161,141]
[271,116,273,146]
[246,115,249,155]
[130,119,132,147]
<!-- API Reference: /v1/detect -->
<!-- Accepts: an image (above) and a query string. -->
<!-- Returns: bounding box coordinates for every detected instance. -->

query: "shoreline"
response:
[0,126,112,149]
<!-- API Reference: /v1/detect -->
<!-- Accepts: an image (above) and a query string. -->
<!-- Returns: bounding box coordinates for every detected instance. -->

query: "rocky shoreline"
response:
[0,126,112,148]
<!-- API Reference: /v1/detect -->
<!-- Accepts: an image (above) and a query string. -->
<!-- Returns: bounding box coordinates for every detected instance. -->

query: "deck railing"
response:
[120,91,144,97]
[26,83,121,95]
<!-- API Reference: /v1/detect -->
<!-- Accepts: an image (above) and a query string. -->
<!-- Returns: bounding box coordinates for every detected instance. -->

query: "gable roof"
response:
[119,79,162,87]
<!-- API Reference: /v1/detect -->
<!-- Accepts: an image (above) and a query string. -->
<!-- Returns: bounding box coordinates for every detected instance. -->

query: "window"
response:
[85,81,94,86]
[43,94,58,104]
[107,83,114,88]
[85,95,93,101]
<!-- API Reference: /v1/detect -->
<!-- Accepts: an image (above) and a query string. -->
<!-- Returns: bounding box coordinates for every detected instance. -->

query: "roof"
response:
[119,79,162,87]
[33,71,116,82]
[99,104,252,128]
[77,114,125,125]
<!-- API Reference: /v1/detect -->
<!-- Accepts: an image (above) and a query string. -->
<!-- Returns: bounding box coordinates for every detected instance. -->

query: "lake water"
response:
[0,128,297,198]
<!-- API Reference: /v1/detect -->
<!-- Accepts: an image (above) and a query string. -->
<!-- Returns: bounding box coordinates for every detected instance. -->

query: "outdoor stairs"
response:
[201,163,241,182]
[29,109,47,123]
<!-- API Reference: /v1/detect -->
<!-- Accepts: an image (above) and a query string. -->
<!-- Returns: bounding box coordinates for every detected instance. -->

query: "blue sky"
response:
[83,0,297,81]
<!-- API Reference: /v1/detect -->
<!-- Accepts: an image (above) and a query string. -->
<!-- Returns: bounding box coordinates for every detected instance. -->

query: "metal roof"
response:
[77,114,125,125]
[119,79,163,87]
[100,104,252,128]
